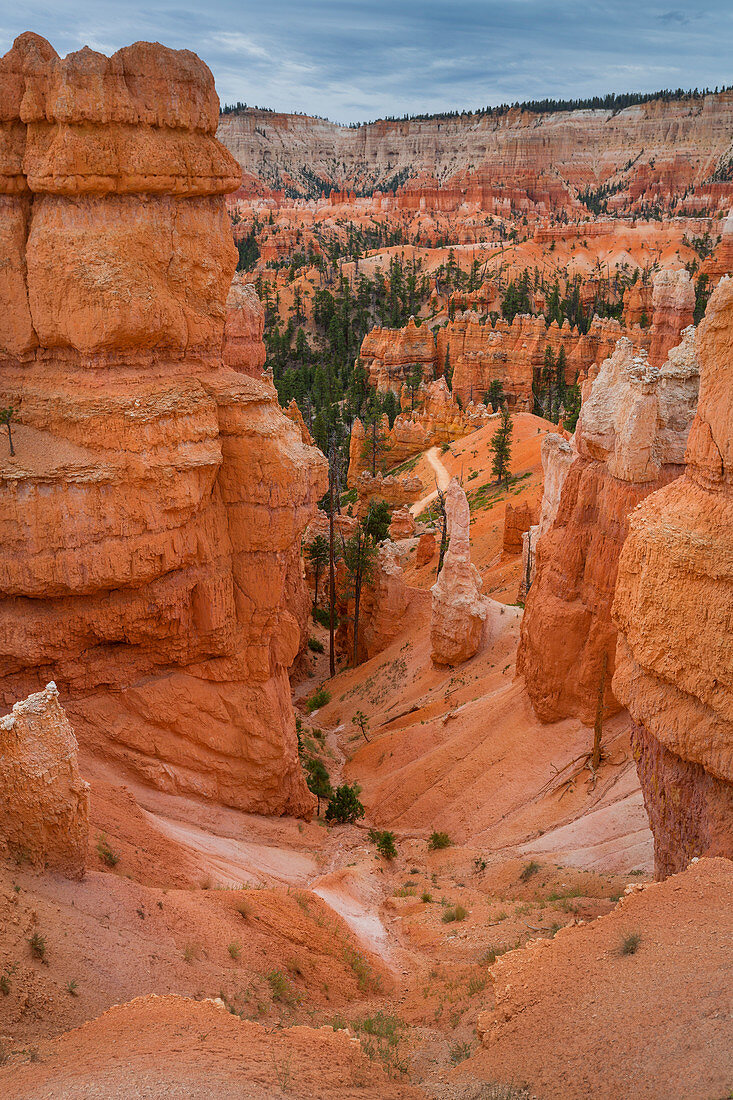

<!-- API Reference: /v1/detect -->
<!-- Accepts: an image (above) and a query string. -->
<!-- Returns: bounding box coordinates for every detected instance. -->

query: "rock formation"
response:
[702,207,733,286]
[0,682,89,877]
[613,277,733,876]
[354,471,424,516]
[388,507,416,540]
[519,433,574,598]
[430,479,487,663]
[518,330,699,723]
[222,274,266,375]
[362,311,648,412]
[648,269,695,368]
[502,500,538,555]
[284,397,315,446]
[0,35,327,816]
[416,530,436,566]
[219,96,733,213]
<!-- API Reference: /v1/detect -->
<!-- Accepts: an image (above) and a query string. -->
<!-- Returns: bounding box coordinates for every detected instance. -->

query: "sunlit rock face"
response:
[613,278,733,877]
[0,33,327,817]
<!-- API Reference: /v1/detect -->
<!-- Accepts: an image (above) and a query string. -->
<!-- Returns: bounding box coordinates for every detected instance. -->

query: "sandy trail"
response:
[409,446,451,516]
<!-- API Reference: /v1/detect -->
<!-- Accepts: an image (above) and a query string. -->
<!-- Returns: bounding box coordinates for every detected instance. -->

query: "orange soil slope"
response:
[468,857,733,1100]
[1,994,421,1099]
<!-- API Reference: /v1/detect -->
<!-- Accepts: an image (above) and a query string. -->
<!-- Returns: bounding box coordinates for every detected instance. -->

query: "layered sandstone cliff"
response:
[0,682,89,877]
[219,96,733,212]
[517,330,699,723]
[431,479,487,664]
[519,433,574,600]
[0,34,327,816]
[612,277,733,876]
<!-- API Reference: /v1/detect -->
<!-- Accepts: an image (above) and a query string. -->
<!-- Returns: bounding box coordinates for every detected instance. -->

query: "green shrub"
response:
[308,636,325,653]
[421,892,433,904]
[428,831,451,850]
[228,941,241,960]
[368,829,397,860]
[305,687,331,713]
[325,783,365,825]
[441,904,468,923]
[312,606,332,629]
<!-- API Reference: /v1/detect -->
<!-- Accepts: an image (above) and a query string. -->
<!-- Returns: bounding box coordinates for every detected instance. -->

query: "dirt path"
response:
[409,446,451,517]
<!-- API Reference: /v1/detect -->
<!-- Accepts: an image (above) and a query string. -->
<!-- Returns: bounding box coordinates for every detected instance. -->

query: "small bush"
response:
[312,606,332,629]
[428,831,451,851]
[308,636,325,654]
[440,442,451,454]
[368,828,397,860]
[421,892,433,904]
[96,834,119,868]
[621,932,642,956]
[305,687,331,713]
[519,860,540,882]
[29,933,46,961]
[228,941,241,960]
[0,975,9,995]
[66,980,78,996]
[325,782,365,825]
[442,904,468,923]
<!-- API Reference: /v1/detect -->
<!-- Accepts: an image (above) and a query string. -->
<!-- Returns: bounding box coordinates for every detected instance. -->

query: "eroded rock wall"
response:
[517,330,699,723]
[431,479,487,664]
[0,34,327,816]
[612,277,733,876]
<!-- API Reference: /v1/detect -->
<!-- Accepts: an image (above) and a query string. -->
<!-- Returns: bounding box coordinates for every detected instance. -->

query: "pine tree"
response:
[490,405,513,487]
[306,536,329,607]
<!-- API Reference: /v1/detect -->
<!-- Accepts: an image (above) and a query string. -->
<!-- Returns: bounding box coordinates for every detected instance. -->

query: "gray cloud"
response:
[1,0,731,123]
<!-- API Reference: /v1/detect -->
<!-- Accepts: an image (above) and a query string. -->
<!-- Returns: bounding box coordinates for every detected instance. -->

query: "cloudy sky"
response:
[2,1,731,124]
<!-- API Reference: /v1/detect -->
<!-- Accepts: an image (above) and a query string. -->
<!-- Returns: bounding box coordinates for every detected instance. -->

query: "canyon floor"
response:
[1,420,730,1100]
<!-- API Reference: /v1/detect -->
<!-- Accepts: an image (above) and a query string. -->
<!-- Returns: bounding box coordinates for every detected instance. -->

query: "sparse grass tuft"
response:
[442,904,468,923]
[308,636,325,654]
[421,891,433,904]
[66,980,78,996]
[228,941,241,960]
[621,931,642,956]
[96,834,119,868]
[29,933,47,962]
[519,860,540,882]
[267,968,289,1001]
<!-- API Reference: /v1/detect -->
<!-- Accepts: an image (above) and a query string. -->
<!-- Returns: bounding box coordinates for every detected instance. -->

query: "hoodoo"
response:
[430,478,487,664]
[0,33,327,816]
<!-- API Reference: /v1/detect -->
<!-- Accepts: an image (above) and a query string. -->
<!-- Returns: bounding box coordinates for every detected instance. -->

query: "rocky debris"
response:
[648,268,695,369]
[388,507,417,540]
[474,858,733,1100]
[222,275,266,375]
[502,499,538,555]
[0,683,89,878]
[613,277,733,877]
[518,331,699,723]
[0,35,327,817]
[430,479,487,664]
[350,541,411,662]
